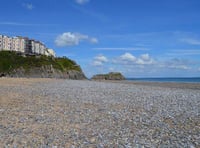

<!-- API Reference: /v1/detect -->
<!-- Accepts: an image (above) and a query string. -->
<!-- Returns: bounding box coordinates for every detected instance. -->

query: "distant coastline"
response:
[126,77,200,83]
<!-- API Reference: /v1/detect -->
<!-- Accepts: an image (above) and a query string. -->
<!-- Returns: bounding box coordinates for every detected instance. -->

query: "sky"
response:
[0,0,200,78]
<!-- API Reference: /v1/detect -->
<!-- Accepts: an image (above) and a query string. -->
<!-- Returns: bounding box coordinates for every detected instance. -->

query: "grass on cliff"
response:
[0,51,81,73]
[92,72,125,80]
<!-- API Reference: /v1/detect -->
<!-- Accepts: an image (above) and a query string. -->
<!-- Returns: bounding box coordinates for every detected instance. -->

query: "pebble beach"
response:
[0,78,199,147]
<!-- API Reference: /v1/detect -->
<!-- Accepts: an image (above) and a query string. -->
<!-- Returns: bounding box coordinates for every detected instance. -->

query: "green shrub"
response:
[0,51,82,73]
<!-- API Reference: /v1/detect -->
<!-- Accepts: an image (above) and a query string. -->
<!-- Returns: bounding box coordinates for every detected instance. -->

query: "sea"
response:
[127,77,200,83]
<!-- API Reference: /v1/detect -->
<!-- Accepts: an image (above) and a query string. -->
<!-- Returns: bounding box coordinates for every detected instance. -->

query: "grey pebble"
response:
[0,80,199,147]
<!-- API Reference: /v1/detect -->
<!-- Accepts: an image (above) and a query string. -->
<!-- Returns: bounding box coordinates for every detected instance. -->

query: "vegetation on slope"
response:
[91,72,125,80]
[0,51,82,73]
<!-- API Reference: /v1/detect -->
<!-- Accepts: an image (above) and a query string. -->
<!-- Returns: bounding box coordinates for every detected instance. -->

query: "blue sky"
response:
[1,0,200,78]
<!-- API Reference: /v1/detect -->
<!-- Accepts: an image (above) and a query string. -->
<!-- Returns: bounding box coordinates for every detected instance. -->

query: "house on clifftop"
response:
[0,34,56,57]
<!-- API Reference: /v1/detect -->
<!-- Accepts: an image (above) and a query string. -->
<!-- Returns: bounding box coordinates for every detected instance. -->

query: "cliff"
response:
[91,72,125,80]
[0,51,86,79]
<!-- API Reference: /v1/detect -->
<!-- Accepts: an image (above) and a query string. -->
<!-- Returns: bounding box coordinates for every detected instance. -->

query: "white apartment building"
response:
[46,48,56,57]
[0,35,12,51]
[0,35,2,49]
[12,37,27,53]
[0,34,55,57]
[31,40,39,54]
[0,35,4,50]
[30,40,47,55]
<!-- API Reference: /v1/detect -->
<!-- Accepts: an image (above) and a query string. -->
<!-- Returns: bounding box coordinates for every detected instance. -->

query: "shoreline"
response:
[124,80,200,90]
[1,77,200,89]
[90,79,200,90]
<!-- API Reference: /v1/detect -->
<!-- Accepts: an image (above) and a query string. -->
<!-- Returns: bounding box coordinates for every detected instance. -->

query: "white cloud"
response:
[114,52,154,65]
[140,54,150,61]
[89,52,196,77]
[161,58,191,70]
[92,61,103,66]
[109,67,115,71]
[90,38,98,44]
[166,58,190,65]
[92,55,108,66]
[136,54,154,65]
[168,65,190,70]
[55,32,98,47]
[23,3,34,10]
[180,38,200,45]
[112,53,191,71]
[136,59,154,65]
[120,52,137,62]
[94,55,108,63]
[75,0,90,5]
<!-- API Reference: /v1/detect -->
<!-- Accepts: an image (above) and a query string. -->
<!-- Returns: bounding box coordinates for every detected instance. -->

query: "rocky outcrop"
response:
[4,65,86,79]
[91,72,125,81]
[0,51,87,79]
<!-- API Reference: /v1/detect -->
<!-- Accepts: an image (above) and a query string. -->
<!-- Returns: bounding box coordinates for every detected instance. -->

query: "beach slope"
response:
[0,78,199,147]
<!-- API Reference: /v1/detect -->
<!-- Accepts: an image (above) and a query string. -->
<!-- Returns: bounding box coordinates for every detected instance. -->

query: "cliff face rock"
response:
[0,51,87,79]
[91,72,125,80]
[4,65,86,79]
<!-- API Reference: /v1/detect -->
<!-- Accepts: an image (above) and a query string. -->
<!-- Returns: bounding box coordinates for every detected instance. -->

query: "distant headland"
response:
[91,72,125,81]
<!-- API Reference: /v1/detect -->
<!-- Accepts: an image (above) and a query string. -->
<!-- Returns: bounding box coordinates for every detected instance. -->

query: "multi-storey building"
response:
[0,35,12,51]
[0,35,2,49]
[46,49,56,57]
[0,35,4,50]
[11,37,27,52]
[30,40,46,55]
[0,34,55,57]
